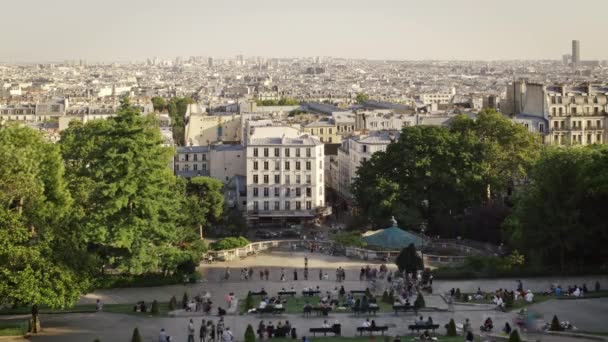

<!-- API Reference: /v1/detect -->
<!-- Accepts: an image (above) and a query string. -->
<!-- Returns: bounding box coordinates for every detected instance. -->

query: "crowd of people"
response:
[256,320,296,339]
[158,317,232,342]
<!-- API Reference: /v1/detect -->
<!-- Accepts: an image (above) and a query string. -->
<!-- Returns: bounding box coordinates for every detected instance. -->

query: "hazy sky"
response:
[1,0,606,62]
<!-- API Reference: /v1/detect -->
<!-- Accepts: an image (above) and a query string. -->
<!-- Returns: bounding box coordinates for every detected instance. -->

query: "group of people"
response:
[158,317,232,342]
[543,283,588,297]
[257,320,296,339]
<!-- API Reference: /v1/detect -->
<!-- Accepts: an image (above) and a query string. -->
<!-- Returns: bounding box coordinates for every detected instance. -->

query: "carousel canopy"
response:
[361,218,423,250]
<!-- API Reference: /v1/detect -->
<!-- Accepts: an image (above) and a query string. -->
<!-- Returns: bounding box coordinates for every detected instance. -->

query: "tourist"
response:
[158,328,170,342]
[525,290,534,303]
[266,321,275,338]
[517,280,523,292]
[217,317,225,336]
[209,322,216,342]
[187,319,195,342]
[465,331,474,342]
[420,331,432,341]
[426,316,433,325]
[224,268,230,280]
[257,321,265,339]
[302,336,310,342]
[319,269,323,280]
[260,270,264,280]
[503,322,512,335]
[304,268,309,280]
[199,320,207,342]
[322,320,330,328]
[370,320,377,328]
[95,299,103,312]
[264,268,270,281]
[573,286,582,297]
[362,318,371,327]
[248,268,254,280]
[304,256,308,267]
[222,327,233,342]
[415,316,425,325]
[293,269,298,281]
[463,318,471,335]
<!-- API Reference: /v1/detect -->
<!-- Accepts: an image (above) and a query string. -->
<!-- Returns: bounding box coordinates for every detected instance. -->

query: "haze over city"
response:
[1,0,608,62]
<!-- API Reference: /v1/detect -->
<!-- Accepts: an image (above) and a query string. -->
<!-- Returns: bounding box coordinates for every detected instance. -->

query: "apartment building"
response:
[175,144,245,182]
[246,130,325,226]
[303,119,341,143]
[504,80,608,146]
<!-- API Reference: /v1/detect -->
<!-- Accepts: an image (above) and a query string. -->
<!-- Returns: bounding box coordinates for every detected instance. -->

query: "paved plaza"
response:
[6,252,608,341]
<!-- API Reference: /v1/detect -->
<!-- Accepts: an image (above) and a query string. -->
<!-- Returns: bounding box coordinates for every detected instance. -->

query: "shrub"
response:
[182,292,189,308]
[508,329,521,342]
[244,324,256,342]
[504,292,514,308]
[381,290,390,304]
[131,328,142,342]
[245,291,254,311]
[550,315,562,331]
[454,288,461,300]
[210,236,251,250]
[150,300,160,315]
[177,258,197,275]
[414,293,426,310]
[169,296,178,310]
[595,281,601,292]
[331,232,367,248]
[446,319,457,336]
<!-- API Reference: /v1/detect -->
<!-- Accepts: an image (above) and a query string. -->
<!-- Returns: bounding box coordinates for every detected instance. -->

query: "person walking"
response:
[187,319,196,342]
[222,327,233,342]
[293,269,298,281]
[200,319,207,342]
[319,269,323,281]
[264,268,270,281]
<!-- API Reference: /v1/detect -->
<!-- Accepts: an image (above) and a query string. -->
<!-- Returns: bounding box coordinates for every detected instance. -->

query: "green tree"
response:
[60,98,196,275]
[151,96,166,112]
[414,292,425,311]
[445,319,457,336]
[186,176,224,238]
[131,327,142,342]
[395,243,423,275]
[245,291,254,311]
[244,324,256,342]
[166,97,193,145]
[550,315,562,331]
[0,125,90,322]
[355,93,369,104]
[508,329,521,342]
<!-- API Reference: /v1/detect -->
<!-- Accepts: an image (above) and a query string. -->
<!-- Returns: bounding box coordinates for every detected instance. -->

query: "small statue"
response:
[390,216,397,227]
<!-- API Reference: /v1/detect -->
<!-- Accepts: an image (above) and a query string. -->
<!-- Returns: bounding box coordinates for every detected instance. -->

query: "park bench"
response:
[408,324,439,333]
[393,304,413,315]
[309,324,341,336]
[252,306,285,315]
[249,290,268,296]
[350,290,369,295]
[356,326,389,336]
[353,305,379,316]
[311,306,332,316]
[278,291,296,296]
[302,290,320,296]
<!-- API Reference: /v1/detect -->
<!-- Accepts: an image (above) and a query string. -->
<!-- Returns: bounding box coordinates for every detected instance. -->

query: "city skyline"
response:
[1,0,607,63]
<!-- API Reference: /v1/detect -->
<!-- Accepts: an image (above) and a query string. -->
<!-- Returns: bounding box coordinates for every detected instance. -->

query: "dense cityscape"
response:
[1,1,608,342]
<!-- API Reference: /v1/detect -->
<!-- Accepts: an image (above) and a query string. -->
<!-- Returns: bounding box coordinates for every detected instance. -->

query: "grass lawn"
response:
[271,336,480,342]
[455,290,608,311]
[241,296,395,315]
[0,303,171,317]
[0,320,28,336]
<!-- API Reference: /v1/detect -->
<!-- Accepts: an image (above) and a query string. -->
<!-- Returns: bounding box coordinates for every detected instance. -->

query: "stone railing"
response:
[205,239,334,261]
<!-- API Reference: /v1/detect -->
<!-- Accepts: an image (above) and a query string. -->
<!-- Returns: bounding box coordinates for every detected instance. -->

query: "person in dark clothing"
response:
[257,321,265,340]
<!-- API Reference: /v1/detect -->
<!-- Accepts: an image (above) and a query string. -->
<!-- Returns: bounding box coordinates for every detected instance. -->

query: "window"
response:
[193,164,198,171]
[296,161,301,170]
[285,201,291,210]
[275,161,280,170]
[253,188,259,197]
[306,201,312,210]
[263,175,269,183]
[306,188,311,197]
[285,188,291,197]
[296,175,301,184]
[295,202,301,210]
[285,148,290,157]
[306,161,311,170]
[253,175,259,184]
[263,188,269,197]
[202,164,207,170]
[320,128,324,134]
[587,134,592,144]
[559,108,563,115]
[329,137,332,143]
[306,174,311,184]
[285,161,290,170]
[253,161,258,170]
[184,164,189,171]
[597,134,602,143]
[193,154,198,161]
[263,148,269,157]
[329,128,332,134]
[319,161,323,169]
[274,201,280,210]
[263,161,269,170]
[176,165,179,171]
[274,148,280,157]
[306,148,311,157]
[595,107,600,114]
[253,201,259,210]
[185,154,189,161]
[597,120,601,128]
[263,201,269,211]
[285,175,290,184]
[296,148,301,157]
[587,120,591,128]
[296,188,301,197]
[572,107,577,115]
[363,145,367,153]
[253,148,258,157]
[274,175,280,184]
[202,154,206,161]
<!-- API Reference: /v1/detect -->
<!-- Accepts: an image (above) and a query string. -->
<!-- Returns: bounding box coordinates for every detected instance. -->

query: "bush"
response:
[331,232,367,248]
[189,271,202,284]
[210,236,251,251]
[168,296,178,311]
[150,300,160,315]
[182,292,189,308]
[414,293,425,310]
[93,273,182,289]
[446,319,457,337]
[504,292,514,308]
[550,315,562,331]
[382,290,390,304]
[508,329,521,342]
[177,258,197,275]
[245,291,254,311]
[131,328,142,342]
[595,281,601,292]
[244,324,256,342]
[94,339,101,342]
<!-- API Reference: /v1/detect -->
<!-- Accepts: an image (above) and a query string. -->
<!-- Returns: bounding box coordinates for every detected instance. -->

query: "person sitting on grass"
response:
[474,287,484,300]
[419,330,432,341]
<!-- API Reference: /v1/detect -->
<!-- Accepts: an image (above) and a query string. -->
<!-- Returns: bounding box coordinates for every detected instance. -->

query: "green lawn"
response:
[0,303,170,317]
[455,290,608,311]
[242,296,395,315]
[0,320,28,336]
[271,336,480,342]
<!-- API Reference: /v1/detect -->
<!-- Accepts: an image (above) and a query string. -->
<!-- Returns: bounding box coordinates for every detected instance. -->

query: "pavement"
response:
[5,251,608,342]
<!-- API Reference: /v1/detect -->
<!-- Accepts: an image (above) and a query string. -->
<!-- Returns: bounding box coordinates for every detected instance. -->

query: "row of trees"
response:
[353,109,608,271]
[255,98,300,106]
[0,98,223,310]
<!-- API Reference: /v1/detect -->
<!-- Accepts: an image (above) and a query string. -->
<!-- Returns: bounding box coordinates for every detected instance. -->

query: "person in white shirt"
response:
[222,327,233,342]
[259,301,267,309]
[573,287,581,297]
[525,290,534,303]
[362,319,371,328]
[158,328,169,342]
[322,320,330,328]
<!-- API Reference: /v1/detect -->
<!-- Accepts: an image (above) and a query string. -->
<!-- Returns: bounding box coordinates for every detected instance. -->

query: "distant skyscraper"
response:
[208,57,213,68]
[572,40,580,67]
[562,54,571,66]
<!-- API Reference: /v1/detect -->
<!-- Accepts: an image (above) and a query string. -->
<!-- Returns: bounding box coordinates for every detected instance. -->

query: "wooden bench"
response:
[353,306,379,316]
[249,291,268,296]
[356,326,389,336]
[278,291,296,296]
[252,306,285,315]
[302,290,320,297]
[408,324,439,333]
[350,290,369,295]
[309,325,341,336]
[393,304,413,315]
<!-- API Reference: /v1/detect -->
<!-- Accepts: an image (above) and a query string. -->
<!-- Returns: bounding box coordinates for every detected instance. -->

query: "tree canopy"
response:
[355,93,369,104]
